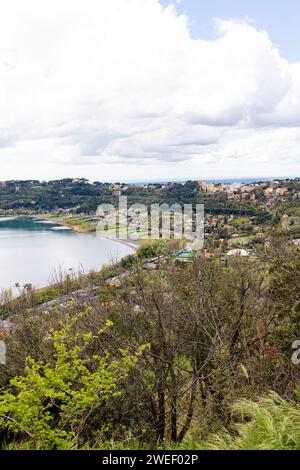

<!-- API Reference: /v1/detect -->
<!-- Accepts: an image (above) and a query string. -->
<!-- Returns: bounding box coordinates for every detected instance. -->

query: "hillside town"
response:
[0,178,299,259]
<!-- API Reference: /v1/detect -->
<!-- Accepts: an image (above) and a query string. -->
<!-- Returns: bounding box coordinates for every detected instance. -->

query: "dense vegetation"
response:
[176,391,300,450]
[0,178,272,216]
[0,238,299,450]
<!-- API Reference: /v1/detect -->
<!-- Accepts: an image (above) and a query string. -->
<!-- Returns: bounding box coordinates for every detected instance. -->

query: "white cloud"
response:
[0,0,299,180]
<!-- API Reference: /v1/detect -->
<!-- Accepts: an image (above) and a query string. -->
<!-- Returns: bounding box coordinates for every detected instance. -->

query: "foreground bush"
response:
[0,309,144,450]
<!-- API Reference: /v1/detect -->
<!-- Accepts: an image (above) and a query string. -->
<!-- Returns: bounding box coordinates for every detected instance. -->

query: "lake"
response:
[0,216,134,292]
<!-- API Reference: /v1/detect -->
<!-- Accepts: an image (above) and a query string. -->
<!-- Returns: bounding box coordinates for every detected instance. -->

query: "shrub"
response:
[0,309,144,449]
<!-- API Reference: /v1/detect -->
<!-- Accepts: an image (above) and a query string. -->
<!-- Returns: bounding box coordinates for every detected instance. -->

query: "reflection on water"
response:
[0,216,134,291]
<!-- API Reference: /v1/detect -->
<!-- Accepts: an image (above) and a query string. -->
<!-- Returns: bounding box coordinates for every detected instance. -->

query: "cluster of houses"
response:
[104,245,260,292]
[198,179,299,206]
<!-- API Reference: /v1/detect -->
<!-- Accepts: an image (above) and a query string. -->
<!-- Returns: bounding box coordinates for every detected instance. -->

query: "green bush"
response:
[0,308,144,449]
[137,239,167,259]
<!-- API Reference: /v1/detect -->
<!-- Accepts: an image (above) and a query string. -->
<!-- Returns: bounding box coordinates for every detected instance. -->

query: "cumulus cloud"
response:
[0,0,299,180]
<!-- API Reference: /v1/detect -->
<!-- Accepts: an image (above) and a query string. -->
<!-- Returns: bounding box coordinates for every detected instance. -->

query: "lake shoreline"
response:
[33,214,82,232]
[36,214,141,249]
[0,216,137,294]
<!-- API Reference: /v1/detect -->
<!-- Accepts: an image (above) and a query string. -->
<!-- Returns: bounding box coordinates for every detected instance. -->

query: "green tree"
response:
[0,308,144,449]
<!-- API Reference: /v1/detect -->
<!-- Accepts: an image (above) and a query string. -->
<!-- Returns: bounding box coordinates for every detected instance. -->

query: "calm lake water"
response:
[0,216,134,292]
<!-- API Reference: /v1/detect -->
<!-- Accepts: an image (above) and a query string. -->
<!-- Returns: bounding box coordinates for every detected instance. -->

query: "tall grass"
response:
[175,391,300,450]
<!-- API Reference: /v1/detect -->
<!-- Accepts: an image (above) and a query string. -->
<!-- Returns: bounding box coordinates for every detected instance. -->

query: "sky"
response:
[0,0,300,182]
[161,0,300,62]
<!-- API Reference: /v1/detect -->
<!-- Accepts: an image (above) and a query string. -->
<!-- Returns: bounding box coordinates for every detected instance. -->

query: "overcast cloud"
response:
[0,0,299,180]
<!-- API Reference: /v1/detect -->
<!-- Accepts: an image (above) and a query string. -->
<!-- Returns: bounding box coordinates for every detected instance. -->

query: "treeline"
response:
[0,179,264,216]
[0,240,299,449]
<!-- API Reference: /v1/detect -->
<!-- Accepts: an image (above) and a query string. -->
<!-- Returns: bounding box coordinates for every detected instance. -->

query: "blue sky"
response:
[161,0,300,61]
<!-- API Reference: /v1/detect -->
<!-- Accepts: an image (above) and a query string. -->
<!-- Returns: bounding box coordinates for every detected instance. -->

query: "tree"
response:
[0,308,144,449]
[100,254,269,443]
